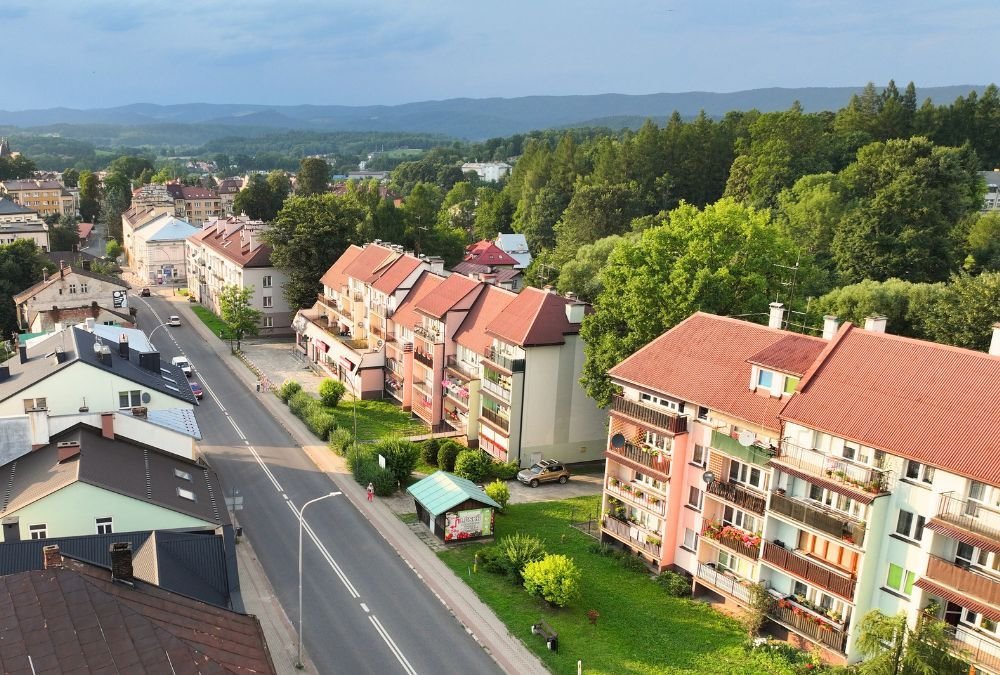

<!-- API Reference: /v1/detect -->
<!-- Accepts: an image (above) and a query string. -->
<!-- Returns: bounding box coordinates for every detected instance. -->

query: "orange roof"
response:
[454,286,517,354]
[464,240,518,267]
[414,274,481,319]
[748,333,826,376]
[319,245,363,291]
[371,253,423,294]
[609,313,799,432]
[343,243,396,284]
[393,272,445,329]
[188,221,273,268]
[780,324,1000,484]
[485,287,585,347]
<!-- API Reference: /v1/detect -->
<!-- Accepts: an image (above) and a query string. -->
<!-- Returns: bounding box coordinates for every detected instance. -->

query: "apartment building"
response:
[0,179,76,217]
[186,216,291,333]
[217,178,244,216]
[126,212,199,285]
[600,307,1000,670]
[14,264,132,332]
[166,184,222,224]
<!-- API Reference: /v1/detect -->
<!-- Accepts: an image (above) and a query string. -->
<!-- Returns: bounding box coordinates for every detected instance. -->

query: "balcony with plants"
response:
[445,354,478,381]
[611,395,688,435]
[701,520,761,559]
[601,503,662,558]
[774,440,889,495]
[442,376,470,408]
[932,492,1000,544]
[413,346,434,368]
[769,490,867,547]
[606,477,667,516]
[760,541,857,600]
[481,345,524,373]
[606,439,671,478]
[768,592,849,653]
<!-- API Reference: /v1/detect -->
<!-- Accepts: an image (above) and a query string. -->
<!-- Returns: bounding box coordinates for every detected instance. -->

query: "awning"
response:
[914,577,1000,622]
[315,341,329,353]
[926,518,1000,555]
[768,460,877,505]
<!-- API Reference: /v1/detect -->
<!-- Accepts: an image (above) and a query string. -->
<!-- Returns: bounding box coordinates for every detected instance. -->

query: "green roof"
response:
[406,471,501,517]
[17,332,50,346]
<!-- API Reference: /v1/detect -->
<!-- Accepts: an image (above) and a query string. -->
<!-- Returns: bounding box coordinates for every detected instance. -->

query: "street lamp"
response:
[145,322,173,349]
[295,491,341,669]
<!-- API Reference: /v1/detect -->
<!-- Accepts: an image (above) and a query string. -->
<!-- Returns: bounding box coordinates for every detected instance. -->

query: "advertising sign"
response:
[444,507,494,541]
[112,290,128,309]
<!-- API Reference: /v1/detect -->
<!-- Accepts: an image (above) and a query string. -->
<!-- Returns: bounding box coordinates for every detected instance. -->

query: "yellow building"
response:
[0,179,76,217]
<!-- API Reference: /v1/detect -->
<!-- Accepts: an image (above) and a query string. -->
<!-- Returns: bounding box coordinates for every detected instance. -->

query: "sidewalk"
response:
[166,295,549,675]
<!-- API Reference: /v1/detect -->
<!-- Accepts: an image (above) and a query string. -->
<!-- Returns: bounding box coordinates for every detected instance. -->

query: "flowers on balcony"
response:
[645,534,661,547]
[701,520,762,550]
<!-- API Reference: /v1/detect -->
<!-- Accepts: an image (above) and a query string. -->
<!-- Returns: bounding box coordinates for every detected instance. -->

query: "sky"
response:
[4,0,999,110]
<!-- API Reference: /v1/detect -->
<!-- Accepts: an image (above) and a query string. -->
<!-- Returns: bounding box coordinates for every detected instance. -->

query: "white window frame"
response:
[691,444,706,467]
[263,295,272,308]
[756,369,773,388]
[904,460,935,485]
[687,486,703,510]
[682,527,699,551]
[894,509,925,542]
[96,517,113,534]
[639,391,680,412]
[263,316,273,328]
[729,459,767,491]
[262,275,272,288]
[722,505,759,534]
[118,390,141,409]
[29,524,47,540]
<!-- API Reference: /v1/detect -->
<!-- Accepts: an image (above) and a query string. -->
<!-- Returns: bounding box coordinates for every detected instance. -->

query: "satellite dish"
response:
[141,392,151,404]
[376,339,384,350]
[737,430,756,447]
[610,433,626,449]
[703,470,715,485]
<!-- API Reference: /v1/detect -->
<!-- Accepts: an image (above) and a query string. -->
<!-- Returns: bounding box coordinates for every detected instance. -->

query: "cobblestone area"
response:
[239,339,322,394]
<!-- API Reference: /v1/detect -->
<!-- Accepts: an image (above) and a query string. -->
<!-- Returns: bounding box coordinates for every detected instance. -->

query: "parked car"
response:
[139,288,151,297]
[167,315,181,326]
[517,460,570,487]
[171,356,193,377]
[189,381,204,400]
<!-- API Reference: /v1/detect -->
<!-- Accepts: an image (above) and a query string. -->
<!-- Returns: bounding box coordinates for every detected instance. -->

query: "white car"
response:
[167,315,182,326]
[171,356,193,377]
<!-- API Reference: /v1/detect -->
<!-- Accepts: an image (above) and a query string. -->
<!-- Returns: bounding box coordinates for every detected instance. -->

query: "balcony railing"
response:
[445,355,477,380]
[945,623,1000,673]
[317,293,350,319]
[934,493,1000,543]
[352,291,364,302]
[442,379,470,406]
[413,325,442,343]
[370,302,392,318]
[607,441,670,476]
[696,562,751,604]
[768,596,849,653]
[710,429,776,467]
[482,346,524,373]
[761,541,857,600]
[337,335,370,351]
[924,555,1000,606]
[705,480,766,515]
[412,396,433,417]
[413,348,434,368]
[769,491,867,547]
[702,522,761,559]
[412,380,434,398]
[775,440,888,494]
[606,478,667,516]
[601,515,661,557]
[611,396,688,435]
[480,407,510,432]
[481,377,511,402]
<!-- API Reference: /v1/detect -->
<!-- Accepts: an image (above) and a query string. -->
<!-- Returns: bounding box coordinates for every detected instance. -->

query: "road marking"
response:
[369,615,418,675]
[248,444,283,492]
[360,603,370,613]
[285,499,360,599]
[226,416,247,440]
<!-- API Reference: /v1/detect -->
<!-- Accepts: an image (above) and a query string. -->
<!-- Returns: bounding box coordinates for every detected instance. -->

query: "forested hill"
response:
[0,85,985,140]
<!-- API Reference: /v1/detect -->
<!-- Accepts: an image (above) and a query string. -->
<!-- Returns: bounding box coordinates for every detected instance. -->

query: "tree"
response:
[62,168,79,188]
[100,179,131,244]
[233,174,283,221]
[550,181,648,268]
[522,554,582,608]
[813,279,946,338]
[218,284,263,350]
[296,157,331,196]
[78,170,100,223]
[266,170,292,204]
[105,239,123,259]
[265,194,364,310]
[0,154,36,181]
[0,239,48,336]
[580,199,815,405]
[920,272,1000,351]
[965,211,1000,272]
[775,172,849,272]
[854,610,965,675]
[484,479,510,511]
[556,234,632,302]
[453,449,492,484]
[402,182,443,255]
[319,378,347,407]
[108,155,154,180]
[47,215,81,252]
[473,187,515,241]
[740,582,774,639]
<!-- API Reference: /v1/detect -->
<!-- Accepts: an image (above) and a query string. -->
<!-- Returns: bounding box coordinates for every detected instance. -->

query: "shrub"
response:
[484,479,510,512]
[496,533,546,584]
[490,460,520,481]
[276,379,302,403]
[346,444,396,496]
[288,390,314,418]
[306,409,337,441]
[319,378,347,407]
[438,440,463,472]
[478,546,507,575]
[370,438,421,485]
[328,428,354,456]
[655,570,692,597]
[619,553,649,573]
[454,449,492,484]
[523,554,582,608]
[588,541,615,556]
[420,438,440,467]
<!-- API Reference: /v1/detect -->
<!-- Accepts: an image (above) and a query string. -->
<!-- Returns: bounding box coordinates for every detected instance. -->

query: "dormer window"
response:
[756,369,773,388]
[783,376,800,395]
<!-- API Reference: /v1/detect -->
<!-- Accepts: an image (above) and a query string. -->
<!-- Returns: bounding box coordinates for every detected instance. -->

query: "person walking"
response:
[367,483,375,502]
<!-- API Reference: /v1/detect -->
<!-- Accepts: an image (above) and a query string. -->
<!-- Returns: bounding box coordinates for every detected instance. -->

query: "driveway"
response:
[508,471,602,504]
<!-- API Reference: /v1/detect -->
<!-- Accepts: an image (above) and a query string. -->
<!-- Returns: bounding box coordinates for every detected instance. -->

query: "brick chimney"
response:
[100,412,114,439]
[109,542,134,583]
[42,544,62,570]
[864,315,887,333]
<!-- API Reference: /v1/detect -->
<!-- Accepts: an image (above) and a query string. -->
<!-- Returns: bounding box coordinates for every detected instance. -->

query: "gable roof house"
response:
[452,240,523,291]
[0,178,76,217]
[13,264,132,333]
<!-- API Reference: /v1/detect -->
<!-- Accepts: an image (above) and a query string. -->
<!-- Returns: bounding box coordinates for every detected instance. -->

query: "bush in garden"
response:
[619,553,649,573]
[478,546,507,575]
[489,460,520,481]
[370,438,421,485]
[288,390,314,418]
[306,409,337,441]
[318,378,347,407]
[420,438,440,467]
[328,428,354,456]
[484,479,510,512]
[454,449,492,484]
[655,570,692,597]
[437,440,463,472]
[522,554,582,607]
[347,444,396,495]
[497,533,546,583]
[276,379,302,403]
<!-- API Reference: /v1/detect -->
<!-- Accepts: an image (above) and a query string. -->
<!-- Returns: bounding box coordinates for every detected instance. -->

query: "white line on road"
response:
[370,615,419,675]
[360,603,370,613]
[247,444,283,492]
[285,499,360,599]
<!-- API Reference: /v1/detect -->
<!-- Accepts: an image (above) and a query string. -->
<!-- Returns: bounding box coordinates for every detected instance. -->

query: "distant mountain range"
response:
[0,86,986,140]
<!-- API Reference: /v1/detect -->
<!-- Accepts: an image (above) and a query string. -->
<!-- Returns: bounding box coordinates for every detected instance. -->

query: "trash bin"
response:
[255,382,261,393]
[546,636,558,652]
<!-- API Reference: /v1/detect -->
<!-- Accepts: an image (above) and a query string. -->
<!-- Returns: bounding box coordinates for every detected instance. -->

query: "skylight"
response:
[174,469,192,481]
[164,384,180,392]
[176,487,196,501]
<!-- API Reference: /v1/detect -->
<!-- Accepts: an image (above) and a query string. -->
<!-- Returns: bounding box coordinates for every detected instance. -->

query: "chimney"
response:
[768,302,784,329]
[81,260,91,271]
[42,544,62,570]
[98,344,112,366]
[479,272,497,285]
[822,315,839,340]
[27,407,49,446]
[0,366,8,382]
[425,256,445,274]
[42,269,48,281]
[864,315,887,333]
[59,260,66,277]
[990,322,1000,356]
[85,317,96,331]
[565,302,586,325]
[53,348,67,364]
[100,412,114,439]
[109,542,134,583]
[118,333,129,358]
[138,351,160,373]
[543,285,557,294]
[18,345,27,364]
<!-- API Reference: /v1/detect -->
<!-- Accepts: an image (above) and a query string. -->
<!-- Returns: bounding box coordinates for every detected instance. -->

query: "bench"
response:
[531,620,558,652]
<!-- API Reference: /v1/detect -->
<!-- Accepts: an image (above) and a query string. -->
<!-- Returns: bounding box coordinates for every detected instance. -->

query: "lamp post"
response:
[296,491,340,669]
[145,322,173,349]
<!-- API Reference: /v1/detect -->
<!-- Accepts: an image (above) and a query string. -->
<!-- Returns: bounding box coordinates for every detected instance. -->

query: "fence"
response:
[235,349,273,392]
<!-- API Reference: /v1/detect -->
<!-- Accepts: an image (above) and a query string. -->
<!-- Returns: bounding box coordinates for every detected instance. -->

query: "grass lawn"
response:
[438,496,810,675]
[330,398,427,442]
[191,305,227,336]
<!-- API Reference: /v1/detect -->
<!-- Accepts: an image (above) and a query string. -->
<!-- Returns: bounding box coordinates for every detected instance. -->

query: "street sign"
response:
[225,495,244,511]
[378,454,386,469]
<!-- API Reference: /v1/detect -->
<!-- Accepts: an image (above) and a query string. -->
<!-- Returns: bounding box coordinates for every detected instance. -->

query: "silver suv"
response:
[517,460,570,488]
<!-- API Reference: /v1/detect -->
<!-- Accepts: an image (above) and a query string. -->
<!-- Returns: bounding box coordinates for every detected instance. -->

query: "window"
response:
[118,390,141,408]
[68,283,77,294]
[644,430,669,451]
[729,459,767,491]
[808,484,866,520]
[717,550,753,578]
[174,469,192,481]
[682,527,699,551]
[904,460,935,484]
[22,397,47,412]
[885,563,917,596]
[262,275,272,288]
[723,506,759,533]
[96,517,113,534]
[687,486,703,510]
[263,295,272,308]
[697,406,709,421]
[639,391,682,412]
[691,444,706,467]
[29,524,47,540]
[894,510,925,542]
[263,316,273,328]
[783,376,800,395]
[756,369,773,388]
[176,487,196,501]
[80,282,88,293]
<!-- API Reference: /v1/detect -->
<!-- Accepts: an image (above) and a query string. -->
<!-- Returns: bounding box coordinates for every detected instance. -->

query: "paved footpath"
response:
[165,294,549,675]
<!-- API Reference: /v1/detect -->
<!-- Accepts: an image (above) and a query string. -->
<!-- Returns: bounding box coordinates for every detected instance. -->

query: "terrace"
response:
[611,395,688,435]
[769,491,867,547]
[773,440,888,495]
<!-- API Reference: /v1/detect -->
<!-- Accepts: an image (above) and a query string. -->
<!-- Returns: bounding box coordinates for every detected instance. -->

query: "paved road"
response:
[134,294,501,675]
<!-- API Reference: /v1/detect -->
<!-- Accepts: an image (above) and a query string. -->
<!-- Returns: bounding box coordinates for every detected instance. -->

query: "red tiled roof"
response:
[319,245,363,291]
[392,271,445,329]
[485,287,586,347]
[343,243,396,284]
[179,186,218,200]
[188,221,272,268]
[747,333,827,376]
[77,222,94,239]
[451,262,522,284]
[608,313,797,432]
[464,240,518,267]
[780,324,1000,485]
[454,285,517,354]
[414,273,481,319]
[371,253,423,294]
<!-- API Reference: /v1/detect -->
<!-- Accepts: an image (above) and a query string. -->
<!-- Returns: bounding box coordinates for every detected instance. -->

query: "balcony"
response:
[336,334,370,351]
[924,555,1000,606]
[412,396,433,418]
[769,492,866,547]
[317,293,350,319]
[442,379,470,407]
[705,480,766,515]
[702,521,761,559]
[760,541,857,600]
[710,429,775,467]
[696,562,751,604]
[412,380,434,399]
[482,346,524,373]
[932,493,1000,544]
[445,355,477,380]
[768,595,849,653]
[774,440,888,495]
[611,396,688,435]
[480,407,510,432]
[413,325,441,343]
[413,348,434,368]
[945,624,1000,673]
[370,302,392,318]
[480,377,511,402]
[606,441,670,477]
[606,478,667,516]
[352,291,364,302]
[601,514,661,558]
